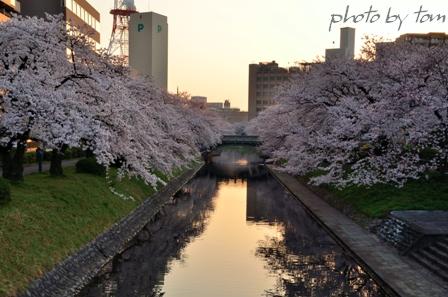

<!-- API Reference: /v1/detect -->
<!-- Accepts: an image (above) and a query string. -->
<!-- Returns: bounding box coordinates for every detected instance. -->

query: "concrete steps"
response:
[376,216,422,251]
[409,237,448,282]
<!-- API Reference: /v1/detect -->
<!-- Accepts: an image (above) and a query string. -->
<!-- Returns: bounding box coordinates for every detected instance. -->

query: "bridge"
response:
[221,135,261,146]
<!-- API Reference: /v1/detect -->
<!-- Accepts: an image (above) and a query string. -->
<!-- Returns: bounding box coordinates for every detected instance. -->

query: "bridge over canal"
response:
[221,135,260,146]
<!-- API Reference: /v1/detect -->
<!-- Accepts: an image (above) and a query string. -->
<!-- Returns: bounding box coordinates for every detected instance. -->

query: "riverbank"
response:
[0,163,201,297]
[268,165,448,297]
[299,173,448,229]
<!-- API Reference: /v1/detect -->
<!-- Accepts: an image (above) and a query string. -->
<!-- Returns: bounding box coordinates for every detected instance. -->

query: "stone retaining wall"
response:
[375,215,422,253]
[22,162,204,297]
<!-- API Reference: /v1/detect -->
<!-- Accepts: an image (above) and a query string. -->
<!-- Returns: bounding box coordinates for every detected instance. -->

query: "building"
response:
[129,11,168,90]
[217,100,248,123]
[20,0,100,44]
[248,61,293,120]
[0,0,21,21]
[207,102,223,110]
[325,27,355,61]
[221,108,248,123]
[376,32,448,59]
[396,32,448,46]
[194,96,248,123]
[191,96,207,106]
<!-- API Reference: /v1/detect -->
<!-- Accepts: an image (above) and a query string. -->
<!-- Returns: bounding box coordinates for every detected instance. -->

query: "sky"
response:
[90,0,448,111]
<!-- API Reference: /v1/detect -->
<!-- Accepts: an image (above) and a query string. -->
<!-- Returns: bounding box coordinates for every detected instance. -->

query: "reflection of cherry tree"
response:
[257,236,384,297]
[243,177,384,297]
[249,38,448,187]
[78,171,218,297]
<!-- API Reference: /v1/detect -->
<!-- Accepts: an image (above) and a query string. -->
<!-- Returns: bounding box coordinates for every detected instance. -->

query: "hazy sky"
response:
[90,0,448,111]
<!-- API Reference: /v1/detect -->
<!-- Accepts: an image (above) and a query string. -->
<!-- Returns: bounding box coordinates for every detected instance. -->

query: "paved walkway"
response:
[268,166,448,297]
[391,210,448,235]
[0,159,81,176]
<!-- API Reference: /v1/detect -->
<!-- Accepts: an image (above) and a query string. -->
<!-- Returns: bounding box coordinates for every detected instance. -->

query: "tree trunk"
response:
[9,141,26,182]
[85,148,94,158]
[50,145,67,177]
[0,147,12,180]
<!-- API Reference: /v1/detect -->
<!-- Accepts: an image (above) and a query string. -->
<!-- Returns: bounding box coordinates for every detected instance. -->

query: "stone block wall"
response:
[22,162,204,297]
[376,216,422,252]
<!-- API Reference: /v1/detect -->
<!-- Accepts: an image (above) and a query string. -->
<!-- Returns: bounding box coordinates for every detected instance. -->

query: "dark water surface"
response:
[79,147,385,297]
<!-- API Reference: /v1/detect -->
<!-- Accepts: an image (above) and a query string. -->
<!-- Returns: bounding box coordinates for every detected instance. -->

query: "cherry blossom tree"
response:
[0,15,72,180]
[0,15,223,184]
[251,38,448,187]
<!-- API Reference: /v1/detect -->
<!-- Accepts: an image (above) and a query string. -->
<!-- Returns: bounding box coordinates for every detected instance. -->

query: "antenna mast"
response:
[108,0,138,63]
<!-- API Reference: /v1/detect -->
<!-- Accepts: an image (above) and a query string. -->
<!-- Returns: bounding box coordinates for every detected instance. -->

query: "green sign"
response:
[138,24,144,32]
[157,25,162,33]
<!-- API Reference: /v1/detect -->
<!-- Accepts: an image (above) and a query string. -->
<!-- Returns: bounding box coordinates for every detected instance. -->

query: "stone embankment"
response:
[23,162,204,297]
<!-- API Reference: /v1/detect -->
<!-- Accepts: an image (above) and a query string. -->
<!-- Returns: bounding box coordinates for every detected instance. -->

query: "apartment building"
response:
[20,0,100,44]
[248,61,294,120]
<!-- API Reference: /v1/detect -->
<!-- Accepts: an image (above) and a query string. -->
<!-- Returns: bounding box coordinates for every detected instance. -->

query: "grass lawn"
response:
[322,174,448,219]
[0,166,175,297]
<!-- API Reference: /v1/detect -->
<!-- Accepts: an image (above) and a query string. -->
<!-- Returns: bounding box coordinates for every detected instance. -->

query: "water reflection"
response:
[248,177,382,296]
[79,175,218,297]
[79,146,385,297]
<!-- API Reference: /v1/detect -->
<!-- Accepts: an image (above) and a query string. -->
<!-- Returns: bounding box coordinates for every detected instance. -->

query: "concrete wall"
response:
[129,12,168,90]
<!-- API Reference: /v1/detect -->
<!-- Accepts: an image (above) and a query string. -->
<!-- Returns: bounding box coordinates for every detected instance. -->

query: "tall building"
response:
[20,0,100,44]
[0,0,20,21]
[129,12,168,90]
[248,61,292,120]
[325,27,355,61]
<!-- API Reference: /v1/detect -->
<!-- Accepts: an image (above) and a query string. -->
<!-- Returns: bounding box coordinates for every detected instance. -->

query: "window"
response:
[256,100,261,104]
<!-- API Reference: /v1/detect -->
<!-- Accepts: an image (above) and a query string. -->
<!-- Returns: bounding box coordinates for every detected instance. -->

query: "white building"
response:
[129,11,168,89]
[325,27,355,61]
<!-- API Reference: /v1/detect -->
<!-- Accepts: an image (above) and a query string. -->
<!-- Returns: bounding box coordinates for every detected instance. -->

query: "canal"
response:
[79,146,386,297]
